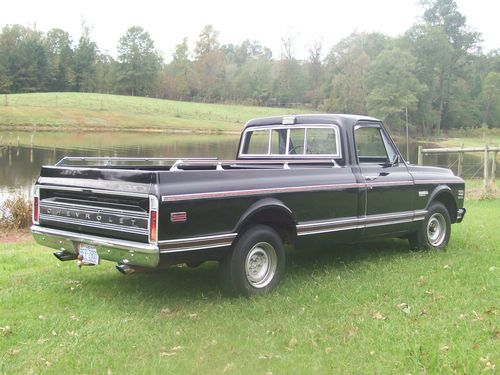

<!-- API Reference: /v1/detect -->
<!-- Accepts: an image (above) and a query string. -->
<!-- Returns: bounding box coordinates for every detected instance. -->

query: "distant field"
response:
[0,199,498,374]
[0,93,301,133]
[420,128,500,148]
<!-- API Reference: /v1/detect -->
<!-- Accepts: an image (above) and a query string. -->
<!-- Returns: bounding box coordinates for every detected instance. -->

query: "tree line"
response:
[0,0,499,134]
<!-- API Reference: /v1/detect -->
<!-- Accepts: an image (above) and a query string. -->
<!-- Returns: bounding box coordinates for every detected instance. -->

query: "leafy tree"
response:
[233,58,274,105]
[165,38,192,100]
[274,34,306,106]
[193,25,225,101]
[194,25,220,58]
[4,26,49,92]
[0,28,13,93]
[365,47,426,128]
[74,23,98,92]
[0,63,11,93]
[322,34,373,114]
[481,71,500,127]
[322,32,389,113]
[95,53,116,94]
[305,39,324,106]
[116,26,162,96]
[44,28,74,91]
[416,0,481,131]
[222,40,272,66]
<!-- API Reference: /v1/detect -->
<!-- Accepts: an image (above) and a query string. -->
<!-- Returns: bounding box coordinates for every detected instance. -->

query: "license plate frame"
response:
[78,243,99,265]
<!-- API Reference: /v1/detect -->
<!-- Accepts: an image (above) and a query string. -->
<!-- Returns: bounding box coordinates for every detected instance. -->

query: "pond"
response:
[0,131,240,202]
[0,130,483,202]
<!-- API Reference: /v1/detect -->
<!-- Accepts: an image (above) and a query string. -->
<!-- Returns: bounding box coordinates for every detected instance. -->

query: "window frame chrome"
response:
[239,124,342,159]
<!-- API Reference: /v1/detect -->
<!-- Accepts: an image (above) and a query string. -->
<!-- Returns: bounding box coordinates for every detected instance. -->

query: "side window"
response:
[355,127,389,163]
[246,130,270,155]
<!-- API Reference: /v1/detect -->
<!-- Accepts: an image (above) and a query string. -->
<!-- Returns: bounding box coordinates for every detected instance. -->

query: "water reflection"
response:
[0,131,240,198]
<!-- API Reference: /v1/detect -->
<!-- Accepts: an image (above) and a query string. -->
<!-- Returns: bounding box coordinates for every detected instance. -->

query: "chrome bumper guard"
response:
[31,226,159,268]
[456,208,466,223]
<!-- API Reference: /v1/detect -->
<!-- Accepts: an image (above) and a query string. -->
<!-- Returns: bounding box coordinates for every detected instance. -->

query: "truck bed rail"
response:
[56,156,218,167]
[171,159,339,170]
[55,156,339,170]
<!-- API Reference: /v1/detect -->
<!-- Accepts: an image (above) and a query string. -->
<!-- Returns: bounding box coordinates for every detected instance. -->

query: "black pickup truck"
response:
[31,114,466,296]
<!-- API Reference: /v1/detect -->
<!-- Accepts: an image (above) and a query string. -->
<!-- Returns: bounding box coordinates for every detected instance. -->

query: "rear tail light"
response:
[149,211,157,242]
[33,187,40,224]
[149,195,158,243]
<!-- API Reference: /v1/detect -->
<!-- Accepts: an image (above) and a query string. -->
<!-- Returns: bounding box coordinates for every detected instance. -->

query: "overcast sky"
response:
[1,0,498,61]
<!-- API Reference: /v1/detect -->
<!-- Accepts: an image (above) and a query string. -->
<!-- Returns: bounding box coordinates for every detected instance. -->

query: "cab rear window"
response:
[241,126,341,158]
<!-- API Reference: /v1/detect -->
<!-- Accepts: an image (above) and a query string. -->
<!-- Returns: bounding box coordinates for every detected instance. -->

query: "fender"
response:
[425,184,459,222]
[426,185,455,207]
[233,198,296,234]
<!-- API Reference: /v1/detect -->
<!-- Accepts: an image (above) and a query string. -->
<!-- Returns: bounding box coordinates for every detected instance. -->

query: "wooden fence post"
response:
[491,151,497,186]
[418,146,423,166]
[483,145,489,189]
[457,144,464,177]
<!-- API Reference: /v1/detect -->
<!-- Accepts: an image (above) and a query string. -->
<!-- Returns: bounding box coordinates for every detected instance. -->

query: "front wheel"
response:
[409,202,451,250]
[219,225,285,297]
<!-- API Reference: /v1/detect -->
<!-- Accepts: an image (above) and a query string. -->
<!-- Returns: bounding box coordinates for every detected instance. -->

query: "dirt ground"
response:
[0,228,32,244]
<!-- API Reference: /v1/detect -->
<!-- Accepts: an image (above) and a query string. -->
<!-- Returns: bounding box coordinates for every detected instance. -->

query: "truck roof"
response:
[244,114,380,129]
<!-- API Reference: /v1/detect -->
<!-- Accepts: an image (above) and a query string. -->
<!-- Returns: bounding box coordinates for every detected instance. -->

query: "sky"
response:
[1,0,498,61]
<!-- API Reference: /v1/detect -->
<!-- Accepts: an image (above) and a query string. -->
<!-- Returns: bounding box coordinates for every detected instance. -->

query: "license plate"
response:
[78,244,99,265]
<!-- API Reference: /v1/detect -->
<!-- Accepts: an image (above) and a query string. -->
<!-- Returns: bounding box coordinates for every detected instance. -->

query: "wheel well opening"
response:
[432,192,457,223]
[239,208,296,246]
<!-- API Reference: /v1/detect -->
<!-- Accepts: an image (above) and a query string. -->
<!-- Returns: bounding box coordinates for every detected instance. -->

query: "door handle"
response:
[364,175,378,181]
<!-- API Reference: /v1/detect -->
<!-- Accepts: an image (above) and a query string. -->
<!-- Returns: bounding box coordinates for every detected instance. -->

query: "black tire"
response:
[409,202,451,250]
[219,225,285,297]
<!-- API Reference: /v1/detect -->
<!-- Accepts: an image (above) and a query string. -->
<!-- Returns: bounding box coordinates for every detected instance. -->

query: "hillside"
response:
[0,93,301,133]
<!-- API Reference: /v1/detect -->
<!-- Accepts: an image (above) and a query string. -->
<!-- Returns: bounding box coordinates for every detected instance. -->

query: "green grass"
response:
[419,128,500,148]
[1,199,498,374]
[0,93,301,133]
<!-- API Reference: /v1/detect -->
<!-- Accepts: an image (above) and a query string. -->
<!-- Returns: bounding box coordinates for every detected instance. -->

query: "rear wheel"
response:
[219,225,285,296]
[409,202,451,250]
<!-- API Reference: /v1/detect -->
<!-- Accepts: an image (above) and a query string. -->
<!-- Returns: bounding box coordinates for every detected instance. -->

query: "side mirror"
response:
[386,154,401,167]
[390,154,400,166]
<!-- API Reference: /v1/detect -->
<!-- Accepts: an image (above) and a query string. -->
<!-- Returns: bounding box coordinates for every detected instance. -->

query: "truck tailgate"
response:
[35,166,156,243]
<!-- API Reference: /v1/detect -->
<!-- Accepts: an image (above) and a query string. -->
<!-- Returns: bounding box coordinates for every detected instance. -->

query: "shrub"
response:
[0,195,32,230]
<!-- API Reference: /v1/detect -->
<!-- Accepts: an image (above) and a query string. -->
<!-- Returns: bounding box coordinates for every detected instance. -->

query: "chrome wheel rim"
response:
[245,242,277,288]
[427,213,446,246]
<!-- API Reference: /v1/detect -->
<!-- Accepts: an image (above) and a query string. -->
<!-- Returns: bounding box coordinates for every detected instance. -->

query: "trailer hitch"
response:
[53,251,78,262]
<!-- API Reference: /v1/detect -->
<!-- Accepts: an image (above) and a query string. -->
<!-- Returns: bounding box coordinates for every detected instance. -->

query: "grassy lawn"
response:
[0,199,498,374]
[0,93,300,133]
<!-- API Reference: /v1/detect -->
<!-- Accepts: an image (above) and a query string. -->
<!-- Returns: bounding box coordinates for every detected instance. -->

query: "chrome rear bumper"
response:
[456,208,466,223]
[31,225,159,268]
